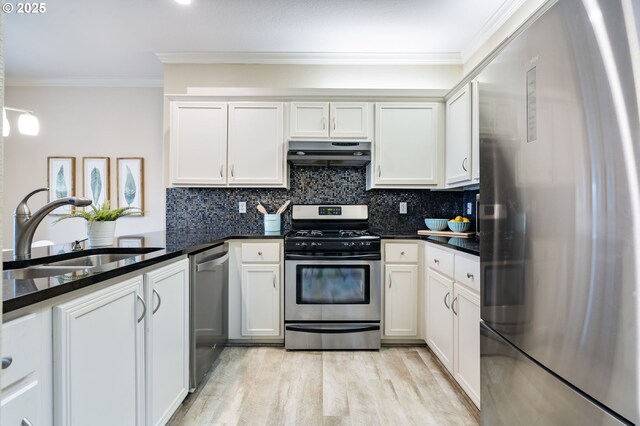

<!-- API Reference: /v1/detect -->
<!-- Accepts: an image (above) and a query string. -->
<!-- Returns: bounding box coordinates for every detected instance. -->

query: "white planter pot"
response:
[87,221,116,247]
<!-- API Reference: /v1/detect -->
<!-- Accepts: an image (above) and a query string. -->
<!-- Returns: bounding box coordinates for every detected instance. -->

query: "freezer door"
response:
[479,0,639,423]
[481,323,627,426]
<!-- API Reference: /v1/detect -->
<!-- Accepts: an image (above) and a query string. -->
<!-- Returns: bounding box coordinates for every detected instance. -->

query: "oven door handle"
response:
[285,324,380,334]
[285,254,381,261]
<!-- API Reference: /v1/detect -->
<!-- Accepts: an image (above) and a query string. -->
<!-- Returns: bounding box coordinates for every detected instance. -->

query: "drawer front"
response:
[426,245,454,277]
[385,243,418,263]
[454,256,480,293]
[241,243,280,263]
[1,380,39,426]
[2,314,39,390]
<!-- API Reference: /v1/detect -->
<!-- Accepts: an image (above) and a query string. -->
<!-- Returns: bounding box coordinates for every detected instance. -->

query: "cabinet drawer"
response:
[241,243,280,263]
[426,245,454,277]
[1,380,39,426]
[385,243,418,263]
[1,314,39,390]
[454,256,480,293]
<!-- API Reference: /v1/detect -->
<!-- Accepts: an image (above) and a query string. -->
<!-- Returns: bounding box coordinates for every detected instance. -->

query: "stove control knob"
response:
[300,242,308,249]
[310,242,317,247]
[349,242,356,247]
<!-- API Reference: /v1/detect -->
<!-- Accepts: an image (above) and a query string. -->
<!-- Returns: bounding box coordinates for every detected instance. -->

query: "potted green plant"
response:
[55,201,140,247]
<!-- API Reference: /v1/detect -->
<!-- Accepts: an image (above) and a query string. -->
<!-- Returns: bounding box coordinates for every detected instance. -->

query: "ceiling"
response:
[5,0,522,85]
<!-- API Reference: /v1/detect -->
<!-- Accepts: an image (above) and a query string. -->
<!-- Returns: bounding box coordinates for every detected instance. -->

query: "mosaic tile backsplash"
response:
[166,166,470,235]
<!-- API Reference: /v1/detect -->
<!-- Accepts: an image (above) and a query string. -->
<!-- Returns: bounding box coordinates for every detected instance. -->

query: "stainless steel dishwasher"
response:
[189,243,228,391]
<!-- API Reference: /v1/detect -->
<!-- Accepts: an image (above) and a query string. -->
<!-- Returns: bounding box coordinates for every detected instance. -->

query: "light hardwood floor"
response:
[169,346,479,426]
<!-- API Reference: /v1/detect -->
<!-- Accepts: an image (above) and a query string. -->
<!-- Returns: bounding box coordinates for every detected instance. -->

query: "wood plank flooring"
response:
[169,346,479,426]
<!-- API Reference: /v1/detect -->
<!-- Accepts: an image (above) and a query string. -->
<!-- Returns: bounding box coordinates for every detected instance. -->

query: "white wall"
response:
[4,86,164,249]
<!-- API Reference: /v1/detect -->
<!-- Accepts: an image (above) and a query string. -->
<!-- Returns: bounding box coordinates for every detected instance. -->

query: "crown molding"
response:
[460,0,528,63]
[5,77,164,87]
[156,51,462,65]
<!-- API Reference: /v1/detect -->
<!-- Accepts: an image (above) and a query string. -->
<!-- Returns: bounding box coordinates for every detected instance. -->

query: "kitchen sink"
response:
[43,253,139,268]
[3,265,90,280]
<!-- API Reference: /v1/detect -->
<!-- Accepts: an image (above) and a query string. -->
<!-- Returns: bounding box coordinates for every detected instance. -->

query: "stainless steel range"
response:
[284,204,381,350]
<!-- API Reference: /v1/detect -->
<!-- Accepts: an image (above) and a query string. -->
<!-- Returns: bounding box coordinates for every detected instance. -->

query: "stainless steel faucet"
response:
[13,188,91,260]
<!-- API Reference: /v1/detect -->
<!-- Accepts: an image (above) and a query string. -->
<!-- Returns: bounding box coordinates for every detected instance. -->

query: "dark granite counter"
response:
[376,231,480,256]
[3,230,285,313]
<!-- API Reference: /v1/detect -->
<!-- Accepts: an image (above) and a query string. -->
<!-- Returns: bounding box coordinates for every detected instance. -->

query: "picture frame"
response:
[82,157,110,208]
[116,157,144,215]
[117,236,144,248]
[47,156,76,215]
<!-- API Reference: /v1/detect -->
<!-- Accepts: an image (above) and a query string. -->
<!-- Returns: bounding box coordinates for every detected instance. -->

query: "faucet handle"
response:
[15,188,48,216]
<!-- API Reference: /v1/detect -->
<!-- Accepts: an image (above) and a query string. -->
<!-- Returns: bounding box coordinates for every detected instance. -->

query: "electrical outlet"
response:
[399,202,407,214]
[239,201,246,213]
[467,202,473,215]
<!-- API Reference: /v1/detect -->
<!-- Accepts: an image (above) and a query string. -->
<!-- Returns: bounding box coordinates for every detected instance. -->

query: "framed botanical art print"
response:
[117,157,144,215]
[47,156,76,215]
[83,157,110,208]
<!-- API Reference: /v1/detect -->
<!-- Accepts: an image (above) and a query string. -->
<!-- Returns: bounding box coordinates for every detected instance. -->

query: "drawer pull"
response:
[466,272,474,279]
[2,356,12,369]
[400,251,405,255]
[433,258,440,264]
[258,251,263,256]
[22,418,34,426]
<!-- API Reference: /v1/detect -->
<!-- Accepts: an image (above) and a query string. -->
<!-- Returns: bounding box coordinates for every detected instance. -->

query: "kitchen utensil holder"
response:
[264,213,281,233]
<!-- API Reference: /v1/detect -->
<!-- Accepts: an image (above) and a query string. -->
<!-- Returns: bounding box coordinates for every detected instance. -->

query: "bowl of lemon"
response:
[424,218,449,231]
[448,215,471,232]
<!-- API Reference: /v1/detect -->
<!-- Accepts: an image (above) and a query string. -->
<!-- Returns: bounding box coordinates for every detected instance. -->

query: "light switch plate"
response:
[467,202,472,214]
[399,202,407,214]
[239,201,246,213]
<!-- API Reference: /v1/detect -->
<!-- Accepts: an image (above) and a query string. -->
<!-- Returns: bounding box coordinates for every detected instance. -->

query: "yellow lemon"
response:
[462,217,470,223]
[454,215,463,222]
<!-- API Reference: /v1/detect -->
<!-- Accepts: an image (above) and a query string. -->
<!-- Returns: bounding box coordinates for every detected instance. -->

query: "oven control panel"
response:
[319,206,342,216]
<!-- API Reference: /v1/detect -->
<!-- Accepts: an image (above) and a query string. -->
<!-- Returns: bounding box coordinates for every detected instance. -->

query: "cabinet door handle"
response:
[273,275,276,288]
[231,165,235,178]
[389,275,392,288]
[378,165,381,177]
[2,356,12,369]
[152,289,162,314]
[433,258,440,264]
[444,292,450,309]
[322,117,326,130]
[332,116,336,130]
[137,295,146,323]
[452,296,458,316]
[21,418,34,426]
[462,157,468,172]
[467,272,474,279]
[219,165,223,178]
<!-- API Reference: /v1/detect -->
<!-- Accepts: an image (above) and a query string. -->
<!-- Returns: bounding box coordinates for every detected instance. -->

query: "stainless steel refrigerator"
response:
[479,0,639,424]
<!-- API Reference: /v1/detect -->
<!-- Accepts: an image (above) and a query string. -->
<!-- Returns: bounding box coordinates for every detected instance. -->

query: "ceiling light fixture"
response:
[4,107,40,136]
[174,0,191,5]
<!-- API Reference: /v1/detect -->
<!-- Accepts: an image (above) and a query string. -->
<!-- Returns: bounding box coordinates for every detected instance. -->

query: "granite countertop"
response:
[375,231,480,256]
[3,230,285,313]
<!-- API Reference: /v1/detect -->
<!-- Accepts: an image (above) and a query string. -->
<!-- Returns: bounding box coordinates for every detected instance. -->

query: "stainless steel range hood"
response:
[287,140,371,167]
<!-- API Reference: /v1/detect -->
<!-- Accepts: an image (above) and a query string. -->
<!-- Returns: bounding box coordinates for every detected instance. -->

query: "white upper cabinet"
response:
[370,103,443,188]
[290,102,370,139]
[471,79,480,182]
[170,102,228,186]
[445,84,472,186]
[228,103,285,186]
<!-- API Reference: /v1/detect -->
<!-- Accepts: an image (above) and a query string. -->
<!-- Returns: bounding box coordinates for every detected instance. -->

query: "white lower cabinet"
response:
[1,380,39,426]
[384,265,418,337]
[145,259,190,426]
[53,258,190,426]
[424,243,480,407]
[453,283,481,406]
[53,276,146,426]
[426,269,455,371]
[241,264,280,336]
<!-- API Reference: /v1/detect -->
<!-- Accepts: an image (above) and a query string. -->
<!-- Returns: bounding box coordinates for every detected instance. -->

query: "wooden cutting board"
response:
[417,229,475,238]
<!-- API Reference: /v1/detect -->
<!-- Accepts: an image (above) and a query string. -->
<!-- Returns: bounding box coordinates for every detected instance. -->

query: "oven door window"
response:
[296,265,370,304]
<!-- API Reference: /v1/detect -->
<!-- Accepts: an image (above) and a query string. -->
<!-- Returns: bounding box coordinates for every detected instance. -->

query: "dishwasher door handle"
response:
[195,253,229,272]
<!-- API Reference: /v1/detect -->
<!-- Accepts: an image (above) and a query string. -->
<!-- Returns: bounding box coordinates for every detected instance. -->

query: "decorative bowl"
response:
[424,218,449,231]
[447,221,471,232]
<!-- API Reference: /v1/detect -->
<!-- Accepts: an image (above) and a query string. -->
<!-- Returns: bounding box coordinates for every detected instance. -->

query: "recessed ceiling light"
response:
[174,0,191,5]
